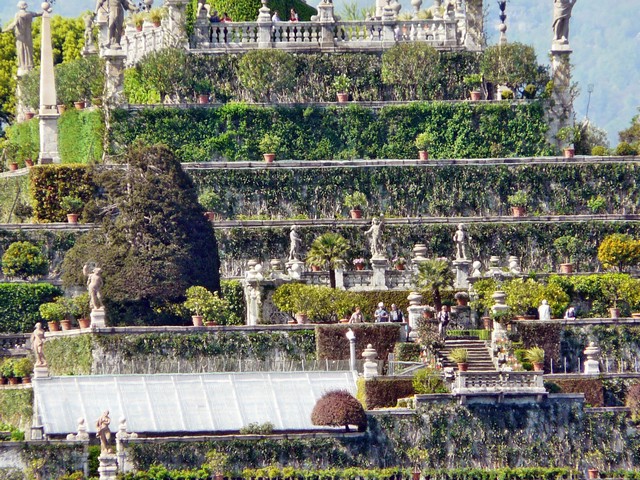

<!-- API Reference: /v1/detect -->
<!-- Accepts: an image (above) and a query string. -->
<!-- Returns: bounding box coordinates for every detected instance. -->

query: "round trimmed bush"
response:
[1,241,48,279]
[311,390,366,432]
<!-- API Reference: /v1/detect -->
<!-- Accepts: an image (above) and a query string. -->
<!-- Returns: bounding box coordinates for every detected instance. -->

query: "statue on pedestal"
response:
[83,264,104,310]
[365,217,384,259]
[96,410,112,454]
[538,299,551,321]
[288,225,302,262]
[453,223,469,260]
[30,323,47,367]
[95,0,138,50]
[3,2,42,75]
[552,0,577,45]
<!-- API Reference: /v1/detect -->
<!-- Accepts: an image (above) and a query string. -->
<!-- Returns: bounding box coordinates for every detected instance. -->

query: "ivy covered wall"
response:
[110,102,553,163]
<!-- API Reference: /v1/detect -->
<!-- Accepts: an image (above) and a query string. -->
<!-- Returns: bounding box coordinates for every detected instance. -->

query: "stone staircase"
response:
[439,339,496,372]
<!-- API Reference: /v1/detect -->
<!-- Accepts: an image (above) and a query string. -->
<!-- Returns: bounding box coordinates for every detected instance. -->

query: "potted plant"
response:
[463,73,483,101]
[524,346,545,371]
[198,190,223,221]
[0,359,17,385]
[205,449,229,480]
[132,12,145,31]
[600,274,635,319]
[415,131,434,161]
[448,348,469,371]
[258,133,281,163]
[554,235,579,274]
[193,79,211,104]
[60,195,83,224]
[184,286,215,326]
[72,293,91,329]
[202,292,232,326]
[557,125,581,158]
[148,8,164,27]
[393,257,407,271]
[39,300,66,331]
[343,191,367,219]
[13,357,33,384]
[507,190,529,217]
[353,258,366,271]
[332,74,352,103]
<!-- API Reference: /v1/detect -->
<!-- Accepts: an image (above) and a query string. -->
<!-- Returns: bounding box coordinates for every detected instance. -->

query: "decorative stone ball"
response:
[290,262,301,273]
[411,0,423,9]
[254,263,263,273]
[499,23,507,34]
[41,2,50,11]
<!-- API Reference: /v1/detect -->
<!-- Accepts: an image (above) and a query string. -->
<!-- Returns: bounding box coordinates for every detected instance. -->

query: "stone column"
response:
[317,1,336,46]
[90,308,107,329]
[370,257,388,290]
[193,8,210,49]
[103,51,128,108]
[98,454,118,480]
[407,291,424,341]
[549,46,574,140]
[38,4,60,164]
[381,4,396,45]
[464,0,483,50]
[164,0,189,48]
[490,290,508,345]
[256,0,272,48]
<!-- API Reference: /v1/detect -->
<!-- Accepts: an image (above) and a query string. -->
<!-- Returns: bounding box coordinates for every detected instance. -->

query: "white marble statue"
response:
[95,0,138,50]
[552,0,577,45]
[538,300,551,321]
[288,225,302,262]
[365,217,385,258]
[83,264,104,310]
[30,322,46,367]
[3,2,42,75]
[453,223,469,260]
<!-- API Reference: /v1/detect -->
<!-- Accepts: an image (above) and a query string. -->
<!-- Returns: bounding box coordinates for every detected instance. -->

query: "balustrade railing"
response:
[122,24,165,66]
[451,371,546,396]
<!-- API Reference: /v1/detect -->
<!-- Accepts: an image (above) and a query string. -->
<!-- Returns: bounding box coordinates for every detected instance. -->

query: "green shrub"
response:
[1,241,48,279]
[598,234,640,272]
[316,324,402,361]
[381,44,440,100]
[507,190,529,207]
[358,377,415,409]
[615,142,639,156]
[310,390,366,432]
[412,368,448,394]
[0,283,61,333]
[394,342,421,362]
[238,422,274,435]
[39,301,66,323]
[591,145,609,156]
[205,0,316,21]
[237,50,297,102]
[481,43,547,95]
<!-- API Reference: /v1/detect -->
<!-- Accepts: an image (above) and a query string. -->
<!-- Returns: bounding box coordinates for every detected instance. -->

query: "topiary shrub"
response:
[358,377,415,409]
[310,389,366,432]
[1,241,48,279]
[615,142,639,156]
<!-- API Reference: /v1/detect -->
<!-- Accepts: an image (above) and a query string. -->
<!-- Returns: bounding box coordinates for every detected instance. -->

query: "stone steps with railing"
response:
[438,339,496,372]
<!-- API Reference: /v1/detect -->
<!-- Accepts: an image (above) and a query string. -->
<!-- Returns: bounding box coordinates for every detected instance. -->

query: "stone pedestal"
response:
[549,47,574,139]
[583,342,601,375]
[407,291,424,341]
[453,259,471,289]
[256,1,272,47]
[98,453,118,480]
[39,8,60,164]
[39,112,61,164]
[33,366,49,379]
[370,257,388,290]
[104,51,127,108]
[362,344,378,379]
[164,0,189,48]
[318,2,336,44]
[90,309,107,329]
[452,305,472,329]
[286,260,304,280]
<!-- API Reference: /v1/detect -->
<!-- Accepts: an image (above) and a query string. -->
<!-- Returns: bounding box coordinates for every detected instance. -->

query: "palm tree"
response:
[306,233,349,288]
[415,258,454,311]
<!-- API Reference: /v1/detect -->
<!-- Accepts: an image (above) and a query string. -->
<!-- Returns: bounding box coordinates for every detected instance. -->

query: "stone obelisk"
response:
[38,2,60,164]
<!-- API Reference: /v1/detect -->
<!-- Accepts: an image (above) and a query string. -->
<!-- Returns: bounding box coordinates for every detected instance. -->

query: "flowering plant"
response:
[393,257,406,265]
[353,258,366,266]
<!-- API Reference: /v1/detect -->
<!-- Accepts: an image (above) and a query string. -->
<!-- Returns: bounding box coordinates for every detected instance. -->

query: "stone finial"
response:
[362,344,378,379]
[583,342,601,375]
[508,255,521,274]
[412,244,428,262]
[257,0,271,22]
[407,291,423,306]
[66,417,90,441]
[471,260,483,277]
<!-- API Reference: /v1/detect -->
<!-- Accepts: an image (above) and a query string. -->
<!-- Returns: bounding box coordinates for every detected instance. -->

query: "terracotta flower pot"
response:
[311,265,321,272]
[67,213,79,224]
[204,321,217,327]
[60,319,72,331]
[533,362,544,372]
[48,321,60,332]
[24,112,35,120]
[470,90,482,101]
[511,206,526,217]
[197,94,210,104]
[192,315,204,327]
[22,376,31,384]
[610,307,620,319]
[336,92,349,103]
[395,264,406,271]
[136,25,143,32]
[482,316,493,330]
[25,159,34,167]
[355,263,365,271]
[263,153,275,163]
[57,105,66,114]
[0,377,7,385]
[564,147,575,158]
[9,163,18,171]
[295,312,308,324]
[350,209,362,219]
[587,469,599,479]
[74,101,86,110]
[153,21,161,27]
[78,318,91,329]
[418,150,429,161]
[8,377,19,385]
[560,263,574,274]
[457,363,469,372]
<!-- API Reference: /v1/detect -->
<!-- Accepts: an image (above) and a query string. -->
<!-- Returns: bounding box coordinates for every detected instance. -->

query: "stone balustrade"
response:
[121,24,165,67]
[300,267,412,291]
[451,370,547,403]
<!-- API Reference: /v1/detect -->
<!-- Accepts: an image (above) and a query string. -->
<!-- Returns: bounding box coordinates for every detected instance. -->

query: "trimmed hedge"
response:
[394,343,421,362]
[552,378,604,407]
[358,377,415,409]
[316,324,402,361]
[515,322,563,373]
[29,165,96,222]
[0,283,62,333]
[110,102,553,163]
[0,389,33,432]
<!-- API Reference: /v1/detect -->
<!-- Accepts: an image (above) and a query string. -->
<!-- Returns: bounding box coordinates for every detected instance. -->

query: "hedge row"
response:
[110,102,553,162]
[316,324,401,361]
[357,377,415,410]
[515,323,563,373]
[551,378,605,407]
[0,283,62,333]
[192,163,640,219]
[29,165,96,222]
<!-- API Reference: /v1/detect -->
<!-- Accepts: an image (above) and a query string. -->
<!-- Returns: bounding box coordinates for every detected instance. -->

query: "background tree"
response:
[481,43,548,96]
[202,0,316,22]
[311,390,366,432]
[415,258,454,311]
[597,234,640,272]
[305,233,349,289]
[381,44,440,100]
[1,241,48,280]
[619,109,640,150]
[62,143,220,325]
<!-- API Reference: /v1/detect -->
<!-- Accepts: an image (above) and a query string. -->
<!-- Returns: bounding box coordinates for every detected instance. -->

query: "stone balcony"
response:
[450,370,548,404]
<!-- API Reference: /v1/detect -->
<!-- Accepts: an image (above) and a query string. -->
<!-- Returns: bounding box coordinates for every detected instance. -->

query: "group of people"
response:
[209,10,232,23]
[348,302,404,324]
[272,9,299,22]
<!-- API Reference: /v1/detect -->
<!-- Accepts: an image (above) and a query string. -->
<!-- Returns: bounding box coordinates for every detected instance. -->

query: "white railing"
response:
[451,371,546,396]
[122,24,165,66]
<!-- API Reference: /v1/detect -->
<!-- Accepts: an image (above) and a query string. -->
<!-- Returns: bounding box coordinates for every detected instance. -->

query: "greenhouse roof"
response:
[34,371,357,435]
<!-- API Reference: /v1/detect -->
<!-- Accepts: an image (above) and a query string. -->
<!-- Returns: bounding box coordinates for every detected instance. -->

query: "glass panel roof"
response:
[34,371,357,435]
